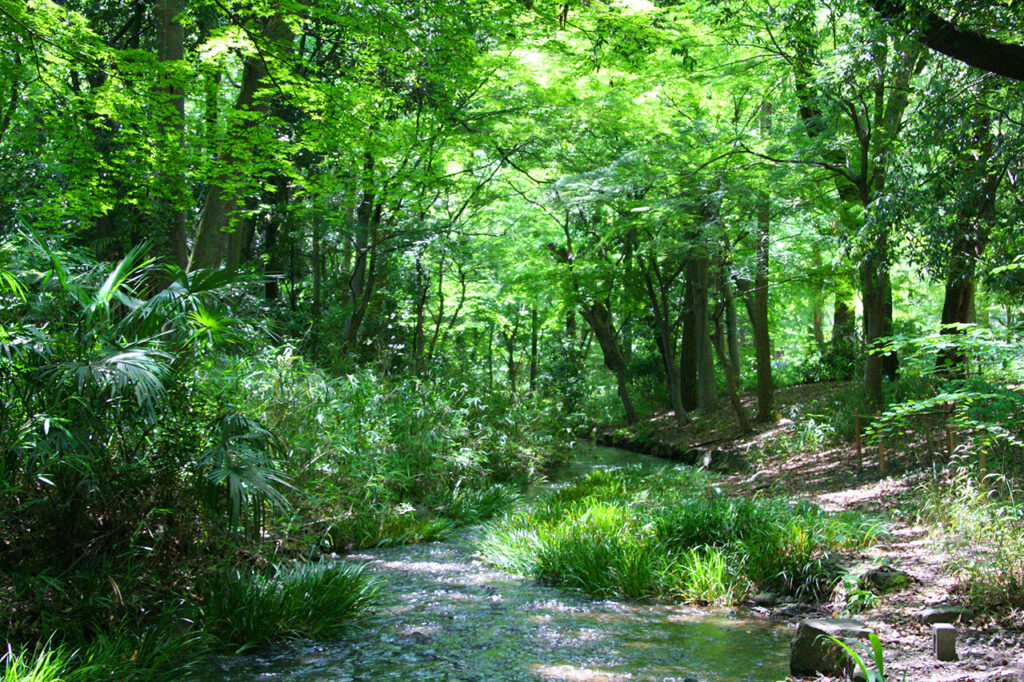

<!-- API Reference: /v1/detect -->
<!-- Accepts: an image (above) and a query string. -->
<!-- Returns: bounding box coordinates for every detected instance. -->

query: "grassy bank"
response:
[479,466,884,604]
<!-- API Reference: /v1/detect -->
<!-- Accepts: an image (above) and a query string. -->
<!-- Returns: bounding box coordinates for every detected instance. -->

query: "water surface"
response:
[202,445,791,681]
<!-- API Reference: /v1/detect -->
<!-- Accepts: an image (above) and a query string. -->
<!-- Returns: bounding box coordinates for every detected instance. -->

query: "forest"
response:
[1,0,1023,680]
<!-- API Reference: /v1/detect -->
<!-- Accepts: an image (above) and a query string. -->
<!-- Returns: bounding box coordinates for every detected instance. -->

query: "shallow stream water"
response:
[201,446,791,681]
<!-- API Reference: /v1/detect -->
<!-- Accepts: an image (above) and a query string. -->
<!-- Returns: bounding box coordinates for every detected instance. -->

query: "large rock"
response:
[790,618,874,677]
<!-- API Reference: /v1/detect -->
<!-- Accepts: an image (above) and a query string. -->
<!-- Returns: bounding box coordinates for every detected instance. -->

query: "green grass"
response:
[918,471,1024,610]
[202,561,381,650]
[479,467,884,604]
[1,646,71,682]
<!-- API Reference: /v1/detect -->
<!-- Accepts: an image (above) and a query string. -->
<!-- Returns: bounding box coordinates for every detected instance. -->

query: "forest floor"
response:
[632,381,1024,682]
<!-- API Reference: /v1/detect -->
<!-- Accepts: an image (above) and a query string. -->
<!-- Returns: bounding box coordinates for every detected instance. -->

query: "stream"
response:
[201,445,792,681]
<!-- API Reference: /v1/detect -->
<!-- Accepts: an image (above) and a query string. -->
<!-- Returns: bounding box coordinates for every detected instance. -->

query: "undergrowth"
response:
[478,467,884,604]
[918,468,1024,610]
[202,561,381,650]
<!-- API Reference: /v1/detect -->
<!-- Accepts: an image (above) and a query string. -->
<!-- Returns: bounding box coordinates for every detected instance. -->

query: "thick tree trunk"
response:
[680,284,698,411]
[189,14,293,271]
[937,124,1001,373]
[860,235,897,410]
[870,0,1024,82]
[155,0,188,270]
[734,196,775,421]
[726,294,741,374]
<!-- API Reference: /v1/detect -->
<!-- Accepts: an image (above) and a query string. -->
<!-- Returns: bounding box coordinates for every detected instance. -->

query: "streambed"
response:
[201,446,791,681]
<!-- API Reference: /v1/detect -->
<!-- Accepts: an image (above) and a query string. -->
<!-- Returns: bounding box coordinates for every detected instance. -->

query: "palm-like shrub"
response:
[0,234,291,643]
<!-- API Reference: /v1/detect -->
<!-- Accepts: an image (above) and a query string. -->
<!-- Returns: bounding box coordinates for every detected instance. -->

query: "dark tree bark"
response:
[679,280,698,411]
[580,301,639,424]
[735,193,775,422]
[712,304,752,435]
[410,254,429,367]
[860,237,896,409]
[691,254,717,413]
[789,30,921,408]
[155,0,188,270]
[639,254,688,426]
[937,128,1003,372]
[189,14,294,270]
[870,0,1024,82]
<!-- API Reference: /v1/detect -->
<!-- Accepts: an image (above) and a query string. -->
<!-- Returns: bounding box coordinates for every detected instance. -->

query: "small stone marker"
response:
[933,623,957,661]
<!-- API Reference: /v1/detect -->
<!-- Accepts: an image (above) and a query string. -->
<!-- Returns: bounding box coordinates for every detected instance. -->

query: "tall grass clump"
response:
[68,625,206,682]
[919,470,1024,610]
[202,561,381,649]
[1,646,70,682]
[479,467,883,604]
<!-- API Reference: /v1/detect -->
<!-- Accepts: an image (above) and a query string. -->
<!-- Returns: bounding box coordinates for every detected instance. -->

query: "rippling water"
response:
[201,446,791,681]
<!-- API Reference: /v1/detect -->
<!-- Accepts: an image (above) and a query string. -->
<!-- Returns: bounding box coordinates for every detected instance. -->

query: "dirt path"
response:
[627,382,1024,681]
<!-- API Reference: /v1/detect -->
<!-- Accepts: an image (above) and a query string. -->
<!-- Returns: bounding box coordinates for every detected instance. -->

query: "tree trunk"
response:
[154,0,188,270]
[937,120,1001,373]
[529,306,539,393]
[580,302,639,424]
[189,14,294,271]
[691,256,717,412]
[726,293,741,374]
[411,255,428,368]
[860,236,896,410]
[712,308,752,434]
[680,283,698,410]
[639,255,687,425]
[734,196,775,421]
[311,221,322,359]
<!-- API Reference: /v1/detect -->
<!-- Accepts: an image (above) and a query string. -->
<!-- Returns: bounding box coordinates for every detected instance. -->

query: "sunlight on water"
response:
[201,445,791,681]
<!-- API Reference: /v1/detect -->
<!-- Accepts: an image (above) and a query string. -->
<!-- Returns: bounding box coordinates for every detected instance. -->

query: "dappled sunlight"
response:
[814,476,912,512]
[531,664,633,681]
[206,444,791,681]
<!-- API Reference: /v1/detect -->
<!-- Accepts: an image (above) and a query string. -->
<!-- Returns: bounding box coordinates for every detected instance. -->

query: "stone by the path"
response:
[933,623,958,661]
[920,604,974,625]
[790,618,874,677]
[699,447,750,473]
[859,565,910,593]
[751,591,778,607]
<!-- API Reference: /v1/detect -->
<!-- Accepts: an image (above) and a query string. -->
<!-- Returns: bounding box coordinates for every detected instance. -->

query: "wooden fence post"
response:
[945,402,955,461]
[877,411,886,475]
[855,414,862,471]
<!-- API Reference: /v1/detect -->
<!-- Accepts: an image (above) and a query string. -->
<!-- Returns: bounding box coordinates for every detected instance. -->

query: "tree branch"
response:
[870,0,1024,81]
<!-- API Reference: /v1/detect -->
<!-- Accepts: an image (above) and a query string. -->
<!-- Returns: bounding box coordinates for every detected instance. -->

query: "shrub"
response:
[202,561,381,649]
[1,646,70,682]
[480,468,883,604]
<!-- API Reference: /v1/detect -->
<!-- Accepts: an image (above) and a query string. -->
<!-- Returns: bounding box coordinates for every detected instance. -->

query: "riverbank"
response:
[601,381,1024,681]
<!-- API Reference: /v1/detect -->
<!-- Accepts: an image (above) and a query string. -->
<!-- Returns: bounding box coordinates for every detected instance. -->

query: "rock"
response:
[790,618,875,677]
[933,623,958,661]
[859,566,910,593]
[920,605,974,625]
[751,592,779,607]
[700,447,750,473]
